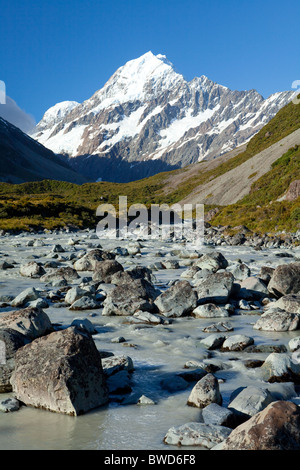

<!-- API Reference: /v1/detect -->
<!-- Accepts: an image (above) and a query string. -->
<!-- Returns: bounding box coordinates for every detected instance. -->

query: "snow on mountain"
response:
[31,51,295,182]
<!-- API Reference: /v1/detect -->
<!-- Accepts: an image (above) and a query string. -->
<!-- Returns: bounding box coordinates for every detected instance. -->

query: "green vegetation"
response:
[211,145,300,232]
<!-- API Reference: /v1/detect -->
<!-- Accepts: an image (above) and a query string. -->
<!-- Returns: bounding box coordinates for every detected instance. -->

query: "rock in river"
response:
[11,327,109,416]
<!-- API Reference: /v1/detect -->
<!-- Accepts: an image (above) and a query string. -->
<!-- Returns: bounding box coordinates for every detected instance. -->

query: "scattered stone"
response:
[102,278,157,316]
[202,403,237,428]
[194,251,228,272]
[269,294,300,314]
[19,261,46,278]
[93,259,124,283]
[65,287,90,305]
[164,422,231,448]
[259,266,275,284]
[70,318,97,334]
[202,322,234,333]
[289,336,300,352]
[239,276,269,300]
[11,287,40,307]
[40,267,79,283]
[101,355,134,377]
[69,296,100,311]
[187,373,222,408]
[111,336,126,343]
[221,334,254,352]
[200,334,227,350]
[137,395,156,405]
[154,280,197,318]
[231,263,251,281]
[193,303,229,318]
[0,398,20,413]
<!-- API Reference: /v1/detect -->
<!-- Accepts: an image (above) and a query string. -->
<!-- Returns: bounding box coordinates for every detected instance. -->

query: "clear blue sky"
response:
[1,0,299,122]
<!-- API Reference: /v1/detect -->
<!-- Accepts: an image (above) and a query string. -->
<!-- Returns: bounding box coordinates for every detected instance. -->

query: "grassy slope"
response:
[0,95,299,232]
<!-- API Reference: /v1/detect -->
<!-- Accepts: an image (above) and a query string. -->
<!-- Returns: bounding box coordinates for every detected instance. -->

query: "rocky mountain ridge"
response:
[31,52,295,182]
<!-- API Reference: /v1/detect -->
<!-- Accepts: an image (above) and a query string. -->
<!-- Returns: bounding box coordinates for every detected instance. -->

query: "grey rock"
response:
[11,327,109,416]
[239,276,269,300]
[0,307,52,340]
[261,352,300,382]
[187,373,222,408]
[92,259,124,283]
[193,303,229,318]
[253,309,300,331]
[195,272,234,304]
[11,287,40,307]
[221,334,254,351]
[202,403,236,428]
[164,422,231,448]
[19,261,46,278]
[154,280,197,317]
[268,263,300,297]
[200,334,227,350]
[228,386,274,418]
[0,398,20,413]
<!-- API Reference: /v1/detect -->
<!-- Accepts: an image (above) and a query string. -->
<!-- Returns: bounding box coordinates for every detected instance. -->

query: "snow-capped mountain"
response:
[31,51,295,182]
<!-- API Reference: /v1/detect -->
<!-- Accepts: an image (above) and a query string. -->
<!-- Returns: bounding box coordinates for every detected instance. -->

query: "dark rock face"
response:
[0,117,86,184]
[221,401,300,450]
[11,327,109,416]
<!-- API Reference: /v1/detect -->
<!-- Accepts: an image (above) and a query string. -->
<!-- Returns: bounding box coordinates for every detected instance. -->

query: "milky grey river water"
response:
[0,231,299,450]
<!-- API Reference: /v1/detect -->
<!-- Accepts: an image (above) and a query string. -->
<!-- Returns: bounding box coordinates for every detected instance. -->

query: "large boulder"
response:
[253,309,300,331]
[154,280,197,318]
[268,263,300,297]
[102,278,157,316]
[73,249,114,271]
[92,260,124,283]
[0,307,53,340]
[228,386,274,419]
[19,261,46,278]
[218,401,300,450]
[11,327,109,416]
[195,272,234,304]
[194,252,228,273]
[239,277,269,300]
